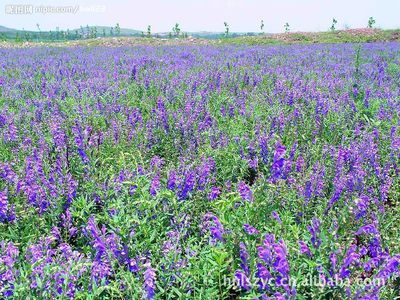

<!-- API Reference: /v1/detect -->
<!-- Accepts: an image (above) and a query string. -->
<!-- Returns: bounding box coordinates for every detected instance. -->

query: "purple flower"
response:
[77,148,89,164]
[209,227,224,241]
[0,242,19,297]
[208,186,221,201]
[178,172,195,200]
[256,263,272,291]
[60,209,77,239]
[295,155,305,172]
[149,173,160,196]
[273,240,290,277]
[85,216,107,260]
[50,119,67,150]
[355,223,379,236]
[167,170,176,190]
[234,270,251,290]
[368,237,382,258]
[128,257,139,273]
[143,262,156,300]
[329,252,337,276]
[0,190,9,222]
[258,235,291,281]
[203,213,225,243]
[0,114,6,128]
[307,218,321,248]
[270,142,286,180]
[376,255,400,280]
[339,245,359,279]
[271,158,285,176]
[238,181,253,202]
[326,189,342,212]
[150,156,164,170]
[258,234,275,264]
[273,142,286,161]
[274,292,286,300]
[24,237,89,298]
[0,190,14,223]
[130,65,137,81]
[243,223,259,235]
[299,240,312,257]
[354,194,370,219]
[197,157,215,190]
[239,242,250,275]
[271,211,282,224]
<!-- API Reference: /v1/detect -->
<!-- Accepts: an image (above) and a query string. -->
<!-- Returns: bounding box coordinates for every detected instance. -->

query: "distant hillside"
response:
[0,25,18,33]
[0,25,144,41]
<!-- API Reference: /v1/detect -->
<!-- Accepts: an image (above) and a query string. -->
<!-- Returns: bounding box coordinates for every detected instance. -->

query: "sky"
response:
[1,0,399,33]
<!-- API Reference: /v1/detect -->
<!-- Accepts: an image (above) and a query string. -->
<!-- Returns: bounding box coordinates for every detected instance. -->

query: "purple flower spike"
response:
[234,269,251,291]
[238,181,253,202]
[299,240,312,257]
[149,173,160,196]
[243,223,259,235]
[271,211,282,224]
[143,262,156,300]
[208,186,221,201]
[355,223,379,236]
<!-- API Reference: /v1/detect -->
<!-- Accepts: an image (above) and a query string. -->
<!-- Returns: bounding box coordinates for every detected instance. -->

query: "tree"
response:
[368,17,376,28]
[260,20,264,32]
[80,26,85,38]
[330,18,337,31]
[22,29,31,42]
[284,22,290,33]
[224,22,229,37]
[115,23,121,36]
[172,23,180,37]
[102,28,106,37]
[110,27,114,36]
[91,27,97,38]
[15,32,21,42]
[147,25,151,37]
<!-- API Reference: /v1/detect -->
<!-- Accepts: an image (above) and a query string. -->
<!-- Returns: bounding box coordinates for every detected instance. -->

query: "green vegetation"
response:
[219,29,400,45]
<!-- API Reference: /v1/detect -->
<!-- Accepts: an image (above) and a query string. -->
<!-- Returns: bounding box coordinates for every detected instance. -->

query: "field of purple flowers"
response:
[0,43,399,299]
